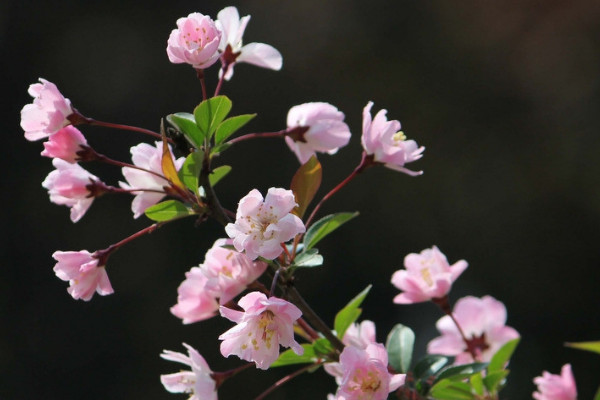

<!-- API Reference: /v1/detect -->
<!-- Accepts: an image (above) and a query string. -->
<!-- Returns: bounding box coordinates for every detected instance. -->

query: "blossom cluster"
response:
[170,239,268,323]
[167,7,282,78]
[20,4,588,400]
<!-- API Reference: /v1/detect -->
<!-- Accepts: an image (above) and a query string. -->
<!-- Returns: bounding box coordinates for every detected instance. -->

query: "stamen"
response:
[393,131,406,142]
[420,268,433,286]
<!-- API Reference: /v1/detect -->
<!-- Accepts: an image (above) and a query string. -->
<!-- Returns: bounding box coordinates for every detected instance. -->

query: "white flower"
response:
[119,142,185,218]
[160,343,217,400]
[225,188,305,260]
[217,6,283,80]
[285,102,351,164]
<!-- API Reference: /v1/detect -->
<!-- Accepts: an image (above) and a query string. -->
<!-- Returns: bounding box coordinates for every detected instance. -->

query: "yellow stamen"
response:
[420,268,433,286]
[393,131,406,142]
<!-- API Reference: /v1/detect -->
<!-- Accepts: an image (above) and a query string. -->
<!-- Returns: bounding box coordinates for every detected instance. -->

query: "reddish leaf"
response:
[290,156,322,218]
[160,121,185,190]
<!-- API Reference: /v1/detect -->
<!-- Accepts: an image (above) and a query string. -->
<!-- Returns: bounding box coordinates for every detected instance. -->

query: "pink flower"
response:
[171,239,267,324]
[342,320,377,349]
[427,296,520,364]
[41,126,88,163]
[42,158,104,222]
[361,101,424,176]
[219,291,303,369]
[533,364,578,400]
[328,343,406,400]
[391,246,468,304]
[119,142,185,219]
[285,102,352,164]
[201,239,268,303]
[225,188,305,260]
[52,250,113,301]
[160,343,217,400]
[21,78,74,141]
[170,267,219,324]
[216,6,283,80]
[167,12,222,69]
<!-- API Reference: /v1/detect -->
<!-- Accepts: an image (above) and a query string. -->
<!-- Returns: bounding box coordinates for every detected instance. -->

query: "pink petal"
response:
[427,334,464,356]
[237,42,283,70]
[449,260,469,281]
[219,306,244,323]
[160,349,192,366]
[160,371,196,393]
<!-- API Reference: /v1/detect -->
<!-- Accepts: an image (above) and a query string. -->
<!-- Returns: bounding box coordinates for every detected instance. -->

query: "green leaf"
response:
[304,212,359,251]
[144,200,193,222]
[488,338,520,373]
[469,373,484,396]
[293,248,323,268]
[167,112,204,149]
[386,324,415,373]
[313,338,335,357]
[333,285,372,339]
[290,156,322,219]
[211,142,232,156]
[194,95,232,139]
[178,151,203,194]
[482,369,509,393]
[565,340,600,355]
[429,380,475,400]
[215,114,256,144]
[433,363,488,385]
[594,386,600,400]
[271,344,317,367]
[413,355,451,380]
[208,165,232,187]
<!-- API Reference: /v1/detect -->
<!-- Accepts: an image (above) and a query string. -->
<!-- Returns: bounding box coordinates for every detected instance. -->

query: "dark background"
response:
[2,0,599,399]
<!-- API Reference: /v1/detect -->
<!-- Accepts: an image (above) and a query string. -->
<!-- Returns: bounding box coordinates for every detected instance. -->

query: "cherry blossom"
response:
[342,320,377,349]
[171,239,267,324]
[427,295,520,364]
[21,78,74,141]
[225,188,305,260]
[160,343,217,400]
[285,102,352,164]
[42,158,105,222]
[533,364,578,400]
[219,291,303,370]
[119,141,185,219]
[41,126,88,163]
[52,250,113,301]
[170,267,219,324]
[167,12,222,69]
[201,239,267,303]
[327,343,406,400]
[361,101,424,176]
[216,6,283,80]
[391,246,468,304]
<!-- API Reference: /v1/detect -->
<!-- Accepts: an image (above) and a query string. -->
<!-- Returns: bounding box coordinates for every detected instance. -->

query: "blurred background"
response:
[2,0,599,398]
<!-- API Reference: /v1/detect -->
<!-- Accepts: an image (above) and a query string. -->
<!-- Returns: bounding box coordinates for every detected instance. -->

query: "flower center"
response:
[177,375,196,393]
[218,251,235,278]
[465,333,490,359]
[419,257,436,286]
[420,267,434,286]
[245,205,278,240]
[252,310,275,350]
[348,368,382,399]
[220,265,233,278]
[184,26,213,50]
[392,131,406,144]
